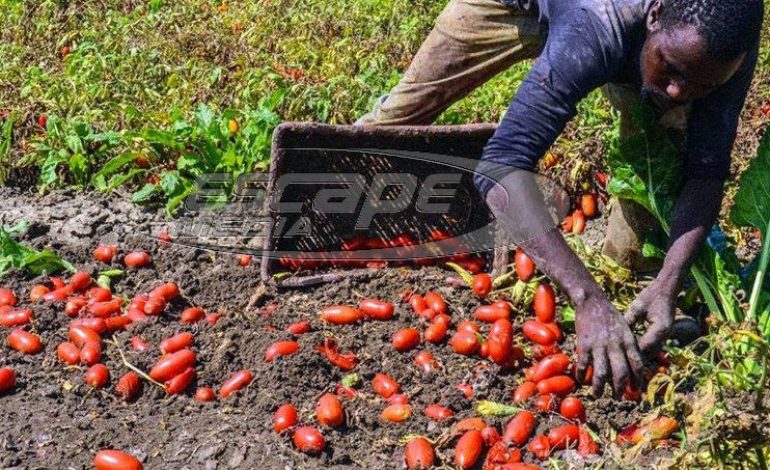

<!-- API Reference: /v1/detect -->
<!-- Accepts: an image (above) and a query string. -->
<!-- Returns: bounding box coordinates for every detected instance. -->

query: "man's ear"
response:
[647,1,663,32]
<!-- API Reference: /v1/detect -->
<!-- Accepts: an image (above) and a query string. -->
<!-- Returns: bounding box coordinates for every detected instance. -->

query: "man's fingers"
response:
[624,333,645,386]
[608,345,630,397]
[591,347,609,398]
[576,347,592,384]
[624,299,646,326]
[638,316,674,355]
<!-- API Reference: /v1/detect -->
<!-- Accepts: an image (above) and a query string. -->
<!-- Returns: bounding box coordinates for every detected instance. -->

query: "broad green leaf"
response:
[731,130,770,238]
[0,227,73,276]
[93,152,137,180]
[40,154,62,187]
[132,183,158,203]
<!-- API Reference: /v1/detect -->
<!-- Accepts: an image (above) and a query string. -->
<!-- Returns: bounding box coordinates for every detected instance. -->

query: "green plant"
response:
[0,222,74,276]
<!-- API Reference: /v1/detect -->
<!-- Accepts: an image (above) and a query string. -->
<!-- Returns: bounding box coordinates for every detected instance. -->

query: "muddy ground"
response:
[0,187,666,469]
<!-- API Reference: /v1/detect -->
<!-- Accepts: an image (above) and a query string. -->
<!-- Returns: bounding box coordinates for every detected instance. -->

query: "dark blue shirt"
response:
[476,0,759,196]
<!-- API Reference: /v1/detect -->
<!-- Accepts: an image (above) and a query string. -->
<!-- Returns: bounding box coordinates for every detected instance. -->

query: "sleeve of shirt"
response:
[684,46,758,181]
[475,10,618,197]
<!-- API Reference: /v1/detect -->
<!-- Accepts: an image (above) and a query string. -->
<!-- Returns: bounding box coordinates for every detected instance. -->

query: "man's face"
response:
[640,8,745,111]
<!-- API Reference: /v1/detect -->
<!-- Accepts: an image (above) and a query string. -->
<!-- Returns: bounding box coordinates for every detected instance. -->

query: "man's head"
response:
[640,0,764,110]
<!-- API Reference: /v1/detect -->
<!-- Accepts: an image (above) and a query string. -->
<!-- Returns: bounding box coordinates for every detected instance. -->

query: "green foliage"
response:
[0,222,74,276]
[730,131,770,326]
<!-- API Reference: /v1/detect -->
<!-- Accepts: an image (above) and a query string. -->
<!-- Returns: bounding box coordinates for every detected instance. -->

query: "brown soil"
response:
[0,187,665,469]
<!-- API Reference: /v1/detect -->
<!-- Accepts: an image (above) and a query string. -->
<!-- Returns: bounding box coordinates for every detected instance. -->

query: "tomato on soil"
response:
[454,430,485,469]
[7,329,42,354]
[503,411,536,446]
[93,450,143,470]
[85,364,110,388]
[195,387,217,403]
[372,373,400,398]
[472,273,492,297]
[0,367,16,393]
[316,393,345,428]
[405,437,434,470]
[219,369,253,398]
[274,404,298,433]
[392,328,420,352]
[293,426,326,455]
[514,248,536,282]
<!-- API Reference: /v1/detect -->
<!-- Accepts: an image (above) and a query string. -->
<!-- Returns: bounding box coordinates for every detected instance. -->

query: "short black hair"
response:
[660,0,765,60]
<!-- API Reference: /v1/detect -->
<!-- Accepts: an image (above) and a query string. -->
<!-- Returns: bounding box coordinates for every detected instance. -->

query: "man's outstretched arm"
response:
[625,178,725,352]
[486,172,644,397]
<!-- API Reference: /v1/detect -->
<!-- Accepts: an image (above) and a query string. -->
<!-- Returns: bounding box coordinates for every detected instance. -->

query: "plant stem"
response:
[756,448,768,470]
[747,219,770,322]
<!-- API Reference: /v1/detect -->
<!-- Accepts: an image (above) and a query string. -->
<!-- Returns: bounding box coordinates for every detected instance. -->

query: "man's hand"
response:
[624,279,677,355]
[575,289,644,397]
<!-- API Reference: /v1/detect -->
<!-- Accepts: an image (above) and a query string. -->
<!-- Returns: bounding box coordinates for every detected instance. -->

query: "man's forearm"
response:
[657,178,726,290]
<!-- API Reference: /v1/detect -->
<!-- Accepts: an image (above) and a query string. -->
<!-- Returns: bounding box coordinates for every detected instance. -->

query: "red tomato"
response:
[143,297,167,316]
[533,284,556,323]
[512,381,538,403]
[115,372,143,402]
[534,394,559,413]
[413,350,438,374]
[514,248,536,282]
[527,435,551,460]
[42,287,71,302]
[286,321,311,335]
[7,329,42,354]
[503,410,536,446]
[580,194,597,218]
[457,320,480,334]
[381,403,412,423]
[560,396,586,422]
[474,305,510,323]
[0,288,17,307]
[359,299,394,320]
[124,251,151,268]
[68,272,92,292]
[527,353,571,383]
[88,287,113,302]
[80,342,102,366]
[273,404,298,432]
[71,318,107,334]
[165,367,196,395]
[531,343,562,360]
[320,305,363,325]
[68,325,101,348]
[104,315,131,332]
[456,383,474,399]
[206,313,220,326]
[219,369,253,398]
[453,417,486,433]
[194,387,216,402]
[64,296,87,317]
[372,373,400,398]
[487,319,514,365]
[149,349,196,382]
[536,375,576,396]
[0,367,14,393]
[454,430,485,469]
[482,425,502,446]
[293,426,326,454]
[521,320,556,345]
[88,299,123,318]
[57,342,80,364]
[405,437,435,470]
[628,417,679,443]
[423,292,447,314]
[265,340,300,361]
[316,393,345,428]
[450,330,480,356]
[543,322,563,343]
[236,254,252,266]
[424,404,453,421]
[160,332,193,354]
[572,209,586,235]
[131,336,150,352]
[424,320,448,343]
[148,283,179,302]
[85,364,110,388]
[93,449,143,470]
[548,424,580,449]
[392,328,420,352]
[578,425,599,456]
[29,285,50,302]
[472,273,492,297]
[0,309,33,327]
[485,441,523,467]
[94,245,117,264]
[180,307,205,324]
[408,295,428,314]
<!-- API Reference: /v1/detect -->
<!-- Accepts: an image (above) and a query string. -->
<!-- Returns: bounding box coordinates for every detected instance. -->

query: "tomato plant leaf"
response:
[730,130,770,238]
[132,183,158,203]
[0,226,74,276]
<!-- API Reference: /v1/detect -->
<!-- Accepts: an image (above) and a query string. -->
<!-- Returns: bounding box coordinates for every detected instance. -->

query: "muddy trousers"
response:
[356,0,662,271]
